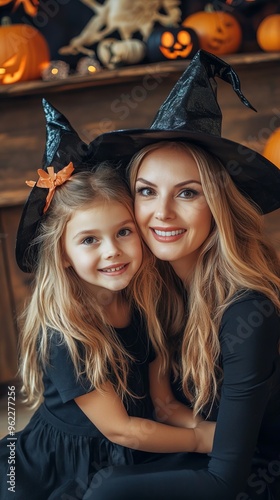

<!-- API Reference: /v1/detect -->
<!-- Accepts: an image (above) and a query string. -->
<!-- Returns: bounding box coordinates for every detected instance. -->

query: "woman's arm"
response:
[81,293,280,500]
[75,381,215,454]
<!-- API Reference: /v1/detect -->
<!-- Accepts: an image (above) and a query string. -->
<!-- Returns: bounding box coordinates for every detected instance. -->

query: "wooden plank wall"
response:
[0,53,279,384]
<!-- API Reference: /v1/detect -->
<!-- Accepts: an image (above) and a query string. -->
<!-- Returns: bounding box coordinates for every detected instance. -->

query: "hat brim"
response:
[91,128,280,215]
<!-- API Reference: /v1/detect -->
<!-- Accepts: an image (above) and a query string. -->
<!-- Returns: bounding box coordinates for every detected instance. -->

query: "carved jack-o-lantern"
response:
[183,9,242,55]
[147,27,200,63]
[0,23,50,84]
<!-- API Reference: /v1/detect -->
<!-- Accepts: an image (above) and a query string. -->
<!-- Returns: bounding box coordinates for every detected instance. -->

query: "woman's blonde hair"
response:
[129,141,280,415]
[19,164,168,408]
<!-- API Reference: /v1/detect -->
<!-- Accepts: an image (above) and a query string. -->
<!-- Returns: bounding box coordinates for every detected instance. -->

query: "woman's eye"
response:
[178,189,198,199]
[82,236,98,245]
[136,187,155,197]
[118,228,132,237]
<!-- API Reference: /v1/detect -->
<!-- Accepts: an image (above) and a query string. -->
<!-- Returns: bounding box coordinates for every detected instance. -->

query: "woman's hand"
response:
[193,420,216,454]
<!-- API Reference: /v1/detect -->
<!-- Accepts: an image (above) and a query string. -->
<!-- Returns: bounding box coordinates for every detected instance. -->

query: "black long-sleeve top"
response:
[87,291,280,500]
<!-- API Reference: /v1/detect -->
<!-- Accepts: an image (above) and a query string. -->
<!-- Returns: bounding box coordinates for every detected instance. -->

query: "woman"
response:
[83,50,280,499]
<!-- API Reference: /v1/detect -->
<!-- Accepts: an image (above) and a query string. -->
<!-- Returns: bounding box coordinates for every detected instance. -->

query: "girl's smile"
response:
[98,263,129,274]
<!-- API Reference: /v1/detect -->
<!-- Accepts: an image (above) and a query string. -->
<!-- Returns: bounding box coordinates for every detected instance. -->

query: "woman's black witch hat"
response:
[90,49,280,215]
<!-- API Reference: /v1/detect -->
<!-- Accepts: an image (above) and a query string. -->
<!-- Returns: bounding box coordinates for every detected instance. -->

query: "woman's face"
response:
[134,145,212,279]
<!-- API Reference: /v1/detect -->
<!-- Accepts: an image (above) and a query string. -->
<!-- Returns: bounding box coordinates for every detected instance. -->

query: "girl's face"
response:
[63,200,142,293]
[134,145,212,280]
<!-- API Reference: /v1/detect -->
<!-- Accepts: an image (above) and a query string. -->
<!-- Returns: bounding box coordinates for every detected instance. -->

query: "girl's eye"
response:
[136,187,155,197]
[118,228,132,237]
[82,236,98,245]
[178,189,198,199]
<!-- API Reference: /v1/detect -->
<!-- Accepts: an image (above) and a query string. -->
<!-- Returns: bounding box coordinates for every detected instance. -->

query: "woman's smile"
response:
[150,227,186,242]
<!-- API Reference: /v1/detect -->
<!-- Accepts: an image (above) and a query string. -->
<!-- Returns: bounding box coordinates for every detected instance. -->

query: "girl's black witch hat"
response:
[15,99,91,273]
[90,49,280,215]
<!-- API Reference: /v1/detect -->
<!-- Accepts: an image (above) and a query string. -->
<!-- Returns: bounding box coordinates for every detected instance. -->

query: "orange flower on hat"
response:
[26,162,75,213]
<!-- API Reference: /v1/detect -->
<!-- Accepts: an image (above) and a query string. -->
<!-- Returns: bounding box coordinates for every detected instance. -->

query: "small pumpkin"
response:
[183,5,242,55]
[0,22,50,84]
[147,26,200,63]
[262,128,280,169]
[256,14,280,52]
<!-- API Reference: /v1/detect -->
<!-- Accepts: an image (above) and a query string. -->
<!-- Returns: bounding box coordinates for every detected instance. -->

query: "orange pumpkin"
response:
[256,15,280,52]
[263,128,280,169]
[183,8,242,55]
[0,23,50,84]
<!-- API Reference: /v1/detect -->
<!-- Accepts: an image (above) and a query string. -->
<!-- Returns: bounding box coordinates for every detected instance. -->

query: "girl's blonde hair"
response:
[129,141,280,415]
[20,164,168,408]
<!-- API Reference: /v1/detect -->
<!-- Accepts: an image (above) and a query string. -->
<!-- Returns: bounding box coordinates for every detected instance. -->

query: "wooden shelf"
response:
[0,52,279,98]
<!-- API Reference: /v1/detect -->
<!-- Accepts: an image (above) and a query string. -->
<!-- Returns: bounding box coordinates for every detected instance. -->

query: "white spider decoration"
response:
[59,0,182,61]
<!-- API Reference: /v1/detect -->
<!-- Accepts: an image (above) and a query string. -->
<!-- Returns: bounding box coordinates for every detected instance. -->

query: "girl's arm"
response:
[149,357,202,428]
[75,381,215,454]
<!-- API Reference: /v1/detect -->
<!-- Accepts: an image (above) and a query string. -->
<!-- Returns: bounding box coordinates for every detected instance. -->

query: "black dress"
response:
[84,291,280,500]
[0,310,158,500]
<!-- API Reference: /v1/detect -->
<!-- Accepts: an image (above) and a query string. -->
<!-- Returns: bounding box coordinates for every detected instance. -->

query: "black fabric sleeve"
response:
[88,293,280,500]
[45,332,93,403]
[203,292,280,498]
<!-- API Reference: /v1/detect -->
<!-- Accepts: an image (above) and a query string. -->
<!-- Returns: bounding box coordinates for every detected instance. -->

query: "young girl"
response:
[0,150,215,499]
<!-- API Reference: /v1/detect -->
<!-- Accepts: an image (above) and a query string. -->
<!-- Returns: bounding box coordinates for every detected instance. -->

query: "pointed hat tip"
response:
[41,98,77,134]
[42,97,55,117]
[150,49,257,135]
